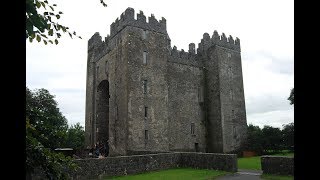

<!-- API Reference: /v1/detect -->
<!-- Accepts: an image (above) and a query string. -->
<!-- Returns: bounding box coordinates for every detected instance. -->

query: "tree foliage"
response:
[244,123,294,155]
[243,124,264,154]
[26,87,68,149]
[282,122,294,151]
[26,87,79,179]
[261,125,282,153]
[26,0,82,45]
[288,88,294,105]
[64,123,85,151]
[26,0,108,45]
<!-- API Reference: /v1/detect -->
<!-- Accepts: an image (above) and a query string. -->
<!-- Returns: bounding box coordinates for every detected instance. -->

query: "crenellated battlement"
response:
[88,32,109,61]
[197,30,241,53]
[88,32,103,51]
[110,7,167,38]
[168,44,202,67]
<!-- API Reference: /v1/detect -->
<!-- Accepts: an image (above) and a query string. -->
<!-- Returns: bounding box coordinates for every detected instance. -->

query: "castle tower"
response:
[85,8,171,156]
[199,31,247,153]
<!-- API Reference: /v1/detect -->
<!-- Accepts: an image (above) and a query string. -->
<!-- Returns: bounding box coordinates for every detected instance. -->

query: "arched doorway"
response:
[96,80,109,145]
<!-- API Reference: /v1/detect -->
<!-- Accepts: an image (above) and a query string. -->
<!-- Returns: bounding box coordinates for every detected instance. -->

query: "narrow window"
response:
[232,110,235,120]
[191,123,195,135]
[143,51,147,64]
[233,126,237,138]
[230,89,233,100]
[145,130,149,140]
[198,87,203,102]
[228,53,231,58]
[115,106,118,120]
[96,66,99,78]
[228,66,232,78]
[142,30,147,40]
[143,80,147,94]
[96,128,99,132]
[144,106,148,118]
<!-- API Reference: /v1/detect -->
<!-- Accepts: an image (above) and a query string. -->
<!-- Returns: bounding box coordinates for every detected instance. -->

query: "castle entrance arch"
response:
[96,80,110,146]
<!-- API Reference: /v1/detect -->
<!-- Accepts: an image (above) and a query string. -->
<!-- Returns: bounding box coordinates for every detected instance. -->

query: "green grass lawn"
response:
[103,168,229,180]
[238,156,262,170]
[238,150,294,170]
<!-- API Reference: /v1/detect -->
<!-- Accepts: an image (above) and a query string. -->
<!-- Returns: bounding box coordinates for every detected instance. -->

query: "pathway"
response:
[216,169,263,180]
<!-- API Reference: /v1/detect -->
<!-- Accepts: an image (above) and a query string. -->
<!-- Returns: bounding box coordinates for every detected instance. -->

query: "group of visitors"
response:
[89,141,109,158]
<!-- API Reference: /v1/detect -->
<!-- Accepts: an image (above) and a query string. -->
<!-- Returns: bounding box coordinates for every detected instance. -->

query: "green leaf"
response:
[78,36,82,39]
[29,37,33,43]
[36,1,41,8]
[53,4,57,6]
[47,16,51,22]
[57,33,61,38]
[40,34,48,38]
[48,29,53,36]
[44,0,48,4]
[30,14,46,32]
[49,40,53,44]
[49,12,54,16]
[61,26,66,33]
[26,19,33,35]
[73,31,76,35]
[49,6,54,11]
[55,39,58,45]
[31,33,36,39]
[44,12,48,15]
[36,35,41,42]
[40,2,46,9]
[59,11,63,14]
[68,32,72,38]
[43,40,47,45]
[56,15,60,19]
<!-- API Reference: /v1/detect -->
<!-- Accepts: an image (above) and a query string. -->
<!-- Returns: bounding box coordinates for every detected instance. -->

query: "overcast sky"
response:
[26,0,294,129]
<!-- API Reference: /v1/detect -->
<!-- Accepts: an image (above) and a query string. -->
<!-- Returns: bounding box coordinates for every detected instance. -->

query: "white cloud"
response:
[27,0,294,128]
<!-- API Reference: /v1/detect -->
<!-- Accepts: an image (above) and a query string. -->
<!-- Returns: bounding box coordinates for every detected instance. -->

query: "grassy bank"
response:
[238,150,294,170]
[103,168,229,180]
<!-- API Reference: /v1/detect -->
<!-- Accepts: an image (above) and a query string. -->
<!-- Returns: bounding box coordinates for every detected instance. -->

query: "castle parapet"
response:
[168,45,201,67]
[88,32,109,61]
[197,30,241,53]
[88,32,103,51]
[110,7,167,38]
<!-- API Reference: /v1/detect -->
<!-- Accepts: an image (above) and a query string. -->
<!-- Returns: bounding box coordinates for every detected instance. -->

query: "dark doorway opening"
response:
[96,80,109,146]
[195,143,199,152]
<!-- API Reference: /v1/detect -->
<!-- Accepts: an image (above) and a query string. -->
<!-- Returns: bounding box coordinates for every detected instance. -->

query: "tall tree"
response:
[243,124,264,155]
[262,125,282,153]
[288,88,294,105]
[282,122,294,151]
[26,87,77,179]
[65,123,85,151]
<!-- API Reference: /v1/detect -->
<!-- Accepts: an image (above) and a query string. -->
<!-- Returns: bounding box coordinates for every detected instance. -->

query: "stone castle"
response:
[85,7,247,156]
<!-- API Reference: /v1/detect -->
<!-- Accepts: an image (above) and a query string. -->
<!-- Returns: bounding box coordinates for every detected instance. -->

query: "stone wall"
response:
[68,152,237,179]
[261,156,294,176]
[167,62,206,152]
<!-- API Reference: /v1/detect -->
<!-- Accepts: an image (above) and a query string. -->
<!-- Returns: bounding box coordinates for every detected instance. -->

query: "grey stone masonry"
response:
[261,156,294,176]
[68,152,237,179]
[85,7,247,155]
